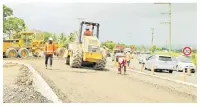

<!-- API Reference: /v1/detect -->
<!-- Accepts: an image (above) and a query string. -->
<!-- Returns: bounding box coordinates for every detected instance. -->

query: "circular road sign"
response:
[182,47,192,56]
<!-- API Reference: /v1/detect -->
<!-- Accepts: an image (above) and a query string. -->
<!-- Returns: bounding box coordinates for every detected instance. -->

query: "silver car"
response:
[173,56,196,73]
[144,55,176,73]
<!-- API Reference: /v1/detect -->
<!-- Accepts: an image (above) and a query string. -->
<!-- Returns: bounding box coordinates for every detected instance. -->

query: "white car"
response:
[174,57,196,73]
[144,55,176,73]
[138,54,151,64]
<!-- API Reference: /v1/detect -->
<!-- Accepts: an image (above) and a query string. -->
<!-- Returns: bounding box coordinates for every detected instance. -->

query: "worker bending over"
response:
[44,37,56,69]
[118,56,127,74]
[84,26,92,36]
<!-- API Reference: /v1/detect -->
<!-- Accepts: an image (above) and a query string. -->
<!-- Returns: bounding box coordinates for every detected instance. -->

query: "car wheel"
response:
[169,70,173,73]
[144,64,147,70]
[176,66,179,72]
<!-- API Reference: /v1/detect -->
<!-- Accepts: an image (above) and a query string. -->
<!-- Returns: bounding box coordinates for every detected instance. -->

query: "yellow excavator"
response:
[64,21,107,70]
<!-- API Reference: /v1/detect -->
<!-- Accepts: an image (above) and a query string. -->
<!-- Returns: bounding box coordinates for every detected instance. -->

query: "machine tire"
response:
[94,57,107,70]
[18,48,29,58]
[65,56,70,65]
[32,48,42,57]
[57,48,65,57]
[6,48,18,58]
[169,70,173,73]
[70,48,82,68]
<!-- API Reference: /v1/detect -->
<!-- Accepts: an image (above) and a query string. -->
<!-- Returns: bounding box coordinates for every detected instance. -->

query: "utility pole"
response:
[154,3,172,52]
[150,28,154,47]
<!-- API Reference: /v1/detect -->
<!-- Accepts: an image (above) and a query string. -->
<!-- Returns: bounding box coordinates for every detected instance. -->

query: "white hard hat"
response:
[86,26,90,30]
[48,37,53,41]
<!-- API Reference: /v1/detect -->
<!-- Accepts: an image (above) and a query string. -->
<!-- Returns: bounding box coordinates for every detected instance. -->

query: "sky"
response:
[5,3,197,48]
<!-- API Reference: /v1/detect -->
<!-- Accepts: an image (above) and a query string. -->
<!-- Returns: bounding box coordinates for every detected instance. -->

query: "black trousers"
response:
[45,54,53,66]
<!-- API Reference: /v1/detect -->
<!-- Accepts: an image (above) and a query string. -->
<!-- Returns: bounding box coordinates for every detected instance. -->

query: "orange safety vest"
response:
[84,30,92,36]
[44,43,55,54]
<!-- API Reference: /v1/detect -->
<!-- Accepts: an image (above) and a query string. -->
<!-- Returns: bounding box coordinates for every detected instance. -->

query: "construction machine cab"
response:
[79,21,100,43]
[14,31,34,48]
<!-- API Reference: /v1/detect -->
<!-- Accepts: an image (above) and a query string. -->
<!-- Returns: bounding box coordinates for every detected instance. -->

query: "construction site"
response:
[3,3,197,103]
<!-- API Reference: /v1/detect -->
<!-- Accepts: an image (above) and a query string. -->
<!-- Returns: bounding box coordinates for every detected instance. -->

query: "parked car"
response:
[144,55,176,73]
[138,54,151,64]
[174,57,196,73]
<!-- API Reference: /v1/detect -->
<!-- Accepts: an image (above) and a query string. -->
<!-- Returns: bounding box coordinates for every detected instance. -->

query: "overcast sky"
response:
[5,3,197,47]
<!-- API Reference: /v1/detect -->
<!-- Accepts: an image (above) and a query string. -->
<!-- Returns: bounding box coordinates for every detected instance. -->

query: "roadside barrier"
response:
[114,59,117,66]
[187,67,191,76]
[151,64,155,75]
[140,64,144,72]
[181,68,186,81]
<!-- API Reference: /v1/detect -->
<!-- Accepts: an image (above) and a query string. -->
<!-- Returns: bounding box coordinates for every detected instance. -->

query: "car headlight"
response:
[179,66,184,70]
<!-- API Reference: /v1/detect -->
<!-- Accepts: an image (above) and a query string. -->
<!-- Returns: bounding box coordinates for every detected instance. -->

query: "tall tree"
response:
[3,5,26,38]
[3,5,13,20]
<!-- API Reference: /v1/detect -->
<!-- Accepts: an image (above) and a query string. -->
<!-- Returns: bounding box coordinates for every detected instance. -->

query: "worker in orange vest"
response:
[84,26,92,36]
[44,37,56,69]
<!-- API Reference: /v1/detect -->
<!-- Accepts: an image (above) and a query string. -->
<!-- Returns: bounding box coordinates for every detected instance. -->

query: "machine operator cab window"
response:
[79,21,99,43]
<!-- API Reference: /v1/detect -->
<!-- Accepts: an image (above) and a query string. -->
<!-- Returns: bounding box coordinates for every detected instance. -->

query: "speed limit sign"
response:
[182,47,192,56]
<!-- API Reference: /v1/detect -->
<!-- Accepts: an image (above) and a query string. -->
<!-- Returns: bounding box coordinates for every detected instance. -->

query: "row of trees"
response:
[43,31,76,47]
[100,40,162,52]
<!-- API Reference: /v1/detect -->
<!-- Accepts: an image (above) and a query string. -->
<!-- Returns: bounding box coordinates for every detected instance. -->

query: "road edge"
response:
[3,61,62,103]
[129,69,197,88]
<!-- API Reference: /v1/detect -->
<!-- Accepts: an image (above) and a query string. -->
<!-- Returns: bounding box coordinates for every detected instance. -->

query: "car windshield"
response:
[178,58,191,63]
[159,56,172,61]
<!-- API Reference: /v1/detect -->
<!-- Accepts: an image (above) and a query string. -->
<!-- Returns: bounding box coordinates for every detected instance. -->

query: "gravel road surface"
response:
[4,58,196,103]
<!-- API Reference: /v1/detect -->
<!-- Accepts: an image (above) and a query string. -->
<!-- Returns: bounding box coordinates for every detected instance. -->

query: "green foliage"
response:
[128,44,137,50]
[3,17,26,34]
[3,5,26,37]
[149,45,156,53]
[101,41,116,50]
[191,53,197,65]
[3,5,13,20]
[43,32,52,42]
[58,33,67,47]
[52,33,57,41]
[68,33,75,43]
[141,45,146,51]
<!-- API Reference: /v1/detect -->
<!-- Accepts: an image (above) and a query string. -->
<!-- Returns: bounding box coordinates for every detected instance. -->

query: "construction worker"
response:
[44,37,56,69]
[84,26,92,36]
[126,51,131,67]
[115,53,127,74]
[102,46,107,57]
[118,56,127,74]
